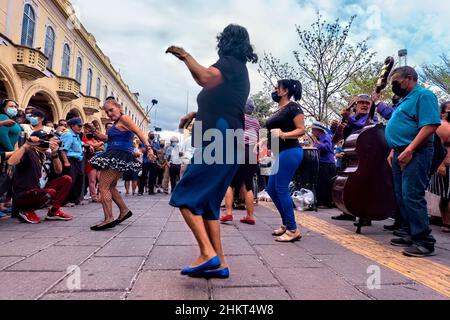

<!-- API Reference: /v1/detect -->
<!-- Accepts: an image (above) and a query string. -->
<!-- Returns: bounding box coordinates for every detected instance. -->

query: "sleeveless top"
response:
[106,115,134,153]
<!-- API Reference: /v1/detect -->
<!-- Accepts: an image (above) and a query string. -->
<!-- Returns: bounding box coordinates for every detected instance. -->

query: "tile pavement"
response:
[0,192,448,300]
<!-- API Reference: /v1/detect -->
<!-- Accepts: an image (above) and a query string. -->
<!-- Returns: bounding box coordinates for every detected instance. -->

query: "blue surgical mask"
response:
[6,107,17,118]
[27,116,39,126]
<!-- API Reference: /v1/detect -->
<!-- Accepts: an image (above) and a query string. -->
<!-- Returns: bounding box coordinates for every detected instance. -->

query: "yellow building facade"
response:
[0,0,149,133]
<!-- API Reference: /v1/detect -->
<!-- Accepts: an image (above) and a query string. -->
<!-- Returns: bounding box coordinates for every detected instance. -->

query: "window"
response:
[75,57,83,83]
[96,78,101,98]
[44,26,55,69]
[86,68,93,96]
[61,44,71,77]
[104,84,108,101]
[21,4,35,47]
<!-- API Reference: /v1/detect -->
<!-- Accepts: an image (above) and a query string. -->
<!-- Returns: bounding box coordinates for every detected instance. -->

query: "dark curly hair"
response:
[216,24,258,64]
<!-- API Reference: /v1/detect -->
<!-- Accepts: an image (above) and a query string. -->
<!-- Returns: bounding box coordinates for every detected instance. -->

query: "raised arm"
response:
[7,143,29,166]
[166,46,224,89]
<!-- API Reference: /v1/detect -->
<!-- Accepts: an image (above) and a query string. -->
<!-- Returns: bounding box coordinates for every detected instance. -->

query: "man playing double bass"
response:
[386,66,440,257]
[330,94,378,224]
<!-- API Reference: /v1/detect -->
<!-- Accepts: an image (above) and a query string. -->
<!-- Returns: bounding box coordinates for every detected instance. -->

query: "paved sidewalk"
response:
[0,193,449,300]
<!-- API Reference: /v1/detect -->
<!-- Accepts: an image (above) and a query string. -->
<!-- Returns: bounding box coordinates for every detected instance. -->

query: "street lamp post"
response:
[139,99,158,129]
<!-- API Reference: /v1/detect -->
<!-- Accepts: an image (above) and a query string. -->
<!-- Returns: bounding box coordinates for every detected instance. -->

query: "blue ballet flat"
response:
[191,267,230,279]
[181,256,221,275]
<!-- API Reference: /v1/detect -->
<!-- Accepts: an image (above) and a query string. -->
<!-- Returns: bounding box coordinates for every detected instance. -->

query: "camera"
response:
[39,140,62,149]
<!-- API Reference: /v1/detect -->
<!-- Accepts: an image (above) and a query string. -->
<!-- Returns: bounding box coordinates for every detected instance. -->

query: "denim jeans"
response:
[392,142,436,247]
[267,147,303,231]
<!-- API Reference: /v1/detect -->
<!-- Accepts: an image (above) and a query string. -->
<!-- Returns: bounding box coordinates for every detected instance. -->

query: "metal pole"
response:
[186,90,189,114]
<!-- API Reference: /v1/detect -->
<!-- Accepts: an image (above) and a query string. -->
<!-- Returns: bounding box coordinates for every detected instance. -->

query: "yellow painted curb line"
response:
[261,202,450,298]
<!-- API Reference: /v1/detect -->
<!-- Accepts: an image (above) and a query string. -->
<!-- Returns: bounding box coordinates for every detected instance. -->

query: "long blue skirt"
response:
[169,118,241,221]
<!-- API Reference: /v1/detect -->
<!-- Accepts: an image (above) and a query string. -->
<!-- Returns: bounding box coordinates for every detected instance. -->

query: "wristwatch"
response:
[51,153,59,159]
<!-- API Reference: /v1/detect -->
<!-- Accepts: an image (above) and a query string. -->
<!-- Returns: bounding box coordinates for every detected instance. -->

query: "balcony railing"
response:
[13,46,48,80]
[57,77,81,101]
[83,96,101,115]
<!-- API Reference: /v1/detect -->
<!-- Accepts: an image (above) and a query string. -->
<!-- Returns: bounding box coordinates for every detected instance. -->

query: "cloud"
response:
[72,0,448,131]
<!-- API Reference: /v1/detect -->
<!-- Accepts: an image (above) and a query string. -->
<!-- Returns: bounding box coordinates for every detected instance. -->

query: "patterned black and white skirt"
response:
[428,166,450,199]
[90,150,141,173]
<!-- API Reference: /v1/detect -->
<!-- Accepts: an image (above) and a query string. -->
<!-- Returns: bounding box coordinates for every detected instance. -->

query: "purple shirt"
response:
[345,114,379,138]
[376,102,396,120]
[314,133,335,164]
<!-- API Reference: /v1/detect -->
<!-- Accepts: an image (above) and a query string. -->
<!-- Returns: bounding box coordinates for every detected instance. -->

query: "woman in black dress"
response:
[166,24,257,279]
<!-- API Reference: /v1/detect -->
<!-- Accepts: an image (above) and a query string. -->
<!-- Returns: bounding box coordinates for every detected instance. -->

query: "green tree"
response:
[422,54,450,95]
[258,12,375,124]
[251,91,275,123]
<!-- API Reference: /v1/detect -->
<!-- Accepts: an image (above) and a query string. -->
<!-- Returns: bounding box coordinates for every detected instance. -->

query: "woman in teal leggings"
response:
[265,79,305,242]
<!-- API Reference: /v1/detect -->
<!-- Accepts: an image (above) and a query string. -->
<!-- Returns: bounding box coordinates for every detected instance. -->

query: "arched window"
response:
[75,57,83,83]
[61,44,71,77]
[96,77,101,98]
[44,26,55,69]
[104,84,108,101]
[86,68,93,96]
[21,4,35,47]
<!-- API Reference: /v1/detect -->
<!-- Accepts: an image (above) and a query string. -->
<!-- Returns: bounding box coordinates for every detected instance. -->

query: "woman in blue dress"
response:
[87,98,153,231]
[166,24,258,279]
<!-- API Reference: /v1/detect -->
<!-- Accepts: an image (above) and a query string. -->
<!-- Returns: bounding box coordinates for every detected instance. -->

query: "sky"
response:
[71,0,450,132]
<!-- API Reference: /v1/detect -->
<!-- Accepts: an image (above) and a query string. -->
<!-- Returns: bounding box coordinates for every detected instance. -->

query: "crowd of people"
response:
[0,97,192,226]
[1,23,449,280]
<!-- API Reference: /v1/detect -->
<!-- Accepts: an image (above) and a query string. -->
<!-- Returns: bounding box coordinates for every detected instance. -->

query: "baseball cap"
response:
[67,117,83,127]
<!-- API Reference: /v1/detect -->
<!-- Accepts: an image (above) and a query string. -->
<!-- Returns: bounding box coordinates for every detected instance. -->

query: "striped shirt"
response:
[244,114,260,145]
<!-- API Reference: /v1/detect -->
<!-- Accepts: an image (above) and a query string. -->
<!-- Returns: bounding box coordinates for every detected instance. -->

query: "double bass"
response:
[332,57,397,233]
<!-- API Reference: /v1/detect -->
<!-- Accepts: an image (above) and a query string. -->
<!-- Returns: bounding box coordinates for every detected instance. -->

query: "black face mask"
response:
[446,112,450,123]
[271,92,281,104]
[392,82,408,98]
[86,134,94,139]
[392,97,401,106]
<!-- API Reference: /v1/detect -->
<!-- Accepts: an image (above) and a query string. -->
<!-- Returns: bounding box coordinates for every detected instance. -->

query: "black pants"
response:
[316,162,337,208]
[156,167,164,186]
[138,162,150,194]
[169,164,181,191]
[63,157,84,204]
[148,162,158,193]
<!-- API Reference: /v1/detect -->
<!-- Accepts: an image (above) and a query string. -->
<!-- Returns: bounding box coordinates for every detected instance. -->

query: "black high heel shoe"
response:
[115,211,133,225]
[90,220,117,231]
